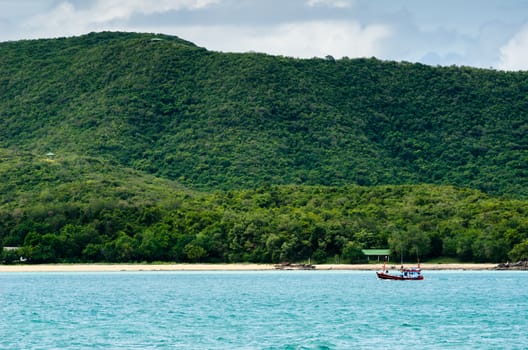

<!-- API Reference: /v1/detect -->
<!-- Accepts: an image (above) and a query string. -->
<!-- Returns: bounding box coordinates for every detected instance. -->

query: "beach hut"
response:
[361,249,391,262]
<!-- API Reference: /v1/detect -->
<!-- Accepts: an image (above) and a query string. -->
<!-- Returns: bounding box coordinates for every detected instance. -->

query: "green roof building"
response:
[361,249,391,262]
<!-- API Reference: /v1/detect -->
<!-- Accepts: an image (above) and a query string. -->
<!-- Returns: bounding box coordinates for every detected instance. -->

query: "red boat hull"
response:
[376,271,424,280]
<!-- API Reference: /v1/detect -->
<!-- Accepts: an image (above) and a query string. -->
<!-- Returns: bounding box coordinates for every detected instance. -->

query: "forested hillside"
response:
[2,156,527,264]
[1,31,527,195]
[1,32,527,264]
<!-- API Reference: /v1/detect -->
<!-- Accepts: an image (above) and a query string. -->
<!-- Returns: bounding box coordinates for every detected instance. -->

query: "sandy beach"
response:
[0,263,497,272]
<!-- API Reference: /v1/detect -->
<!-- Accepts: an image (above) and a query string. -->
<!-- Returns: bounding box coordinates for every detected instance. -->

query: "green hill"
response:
[1,32,528,264]
[2,31,527,194]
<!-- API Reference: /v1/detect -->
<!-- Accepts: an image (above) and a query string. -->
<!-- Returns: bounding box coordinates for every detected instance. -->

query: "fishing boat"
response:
[376,260,424,280]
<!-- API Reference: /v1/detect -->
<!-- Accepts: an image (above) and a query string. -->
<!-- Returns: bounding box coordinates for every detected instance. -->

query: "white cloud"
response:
[497,25,528,70]
[89,0,220,22]
[13,0,390,60]
[145,20,391,59]
[257,21,391,58]
[306,0,354,8]
[2,0,528,69]
[24,0,219,37]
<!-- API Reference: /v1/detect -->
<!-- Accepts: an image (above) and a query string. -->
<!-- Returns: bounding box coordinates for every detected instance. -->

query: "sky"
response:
[1,0,528,70]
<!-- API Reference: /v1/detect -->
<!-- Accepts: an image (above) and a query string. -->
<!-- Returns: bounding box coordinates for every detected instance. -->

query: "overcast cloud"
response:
[1,0,528,70]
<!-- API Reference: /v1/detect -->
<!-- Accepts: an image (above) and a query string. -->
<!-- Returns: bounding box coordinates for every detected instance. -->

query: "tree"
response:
[112,232,138,262]
[342,241,365,263]
[508,239,528,262]
[184,243,207,261]
[388,226,430,262]
[137,224,172,261]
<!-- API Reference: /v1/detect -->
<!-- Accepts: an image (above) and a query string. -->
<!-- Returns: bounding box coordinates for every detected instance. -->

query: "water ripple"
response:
[0,271,526,349]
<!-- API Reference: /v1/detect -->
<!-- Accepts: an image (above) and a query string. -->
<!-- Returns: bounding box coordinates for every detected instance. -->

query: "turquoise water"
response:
[1,271,527,349]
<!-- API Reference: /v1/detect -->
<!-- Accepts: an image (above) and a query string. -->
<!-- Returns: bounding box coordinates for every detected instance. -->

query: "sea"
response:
[1,270,527,349]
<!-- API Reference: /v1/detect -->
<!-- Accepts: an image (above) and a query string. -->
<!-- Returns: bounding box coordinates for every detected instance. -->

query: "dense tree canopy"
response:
[1,32,527,195]
[1,151,527,264]
[1,32,527,264]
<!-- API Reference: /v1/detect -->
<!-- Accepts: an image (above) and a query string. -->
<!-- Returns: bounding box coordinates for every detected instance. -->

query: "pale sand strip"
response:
[0,263,496,272]
[316,263,496,270]
[0,264,275,272]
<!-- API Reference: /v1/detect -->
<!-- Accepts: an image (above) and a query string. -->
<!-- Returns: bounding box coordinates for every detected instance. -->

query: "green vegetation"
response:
[1,32,527,264]
[1,175,527,264]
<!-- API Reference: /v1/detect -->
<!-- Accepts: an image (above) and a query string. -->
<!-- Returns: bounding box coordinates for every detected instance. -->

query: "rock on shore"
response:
[495,260,528,270]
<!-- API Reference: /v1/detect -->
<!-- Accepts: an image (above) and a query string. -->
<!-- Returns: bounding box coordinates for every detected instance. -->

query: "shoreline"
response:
[0,263,498,272]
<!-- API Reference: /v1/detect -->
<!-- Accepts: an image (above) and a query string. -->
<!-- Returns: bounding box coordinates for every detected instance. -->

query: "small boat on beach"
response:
[376,260,424,280]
